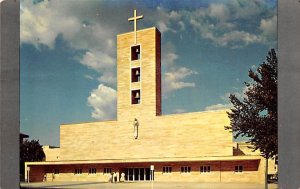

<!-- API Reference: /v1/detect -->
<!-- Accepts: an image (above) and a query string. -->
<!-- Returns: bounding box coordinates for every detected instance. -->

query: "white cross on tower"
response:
[128,9,143,44]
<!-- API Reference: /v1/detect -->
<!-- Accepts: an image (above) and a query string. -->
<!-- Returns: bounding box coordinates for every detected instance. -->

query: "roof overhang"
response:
[25,155,263,166]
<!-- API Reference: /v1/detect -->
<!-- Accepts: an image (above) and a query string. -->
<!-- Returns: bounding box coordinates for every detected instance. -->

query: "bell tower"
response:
[117,10,161,121]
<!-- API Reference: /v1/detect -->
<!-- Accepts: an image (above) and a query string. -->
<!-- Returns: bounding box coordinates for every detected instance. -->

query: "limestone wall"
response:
[43,146,60,161]
[59,110,232,161]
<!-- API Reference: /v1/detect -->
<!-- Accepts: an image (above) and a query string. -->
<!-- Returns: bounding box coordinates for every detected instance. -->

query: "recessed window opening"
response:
[74,168,82,175]
[181,166,191,173]
[89,168,97,174]
[132,90,141,104]
[131,67,141,82]
[200,166,211,173]
[104,168,112,174]
[162,166,172,173]
[235,165,243,173]
[54,169,59,175]
[131,45,140,60]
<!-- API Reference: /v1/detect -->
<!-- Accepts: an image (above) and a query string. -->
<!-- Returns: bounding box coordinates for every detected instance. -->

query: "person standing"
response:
[120,172,125,182]
[109,173,113,183]
[113,172,117,183]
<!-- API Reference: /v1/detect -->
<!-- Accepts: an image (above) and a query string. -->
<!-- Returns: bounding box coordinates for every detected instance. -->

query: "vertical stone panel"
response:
[0,1,20,188]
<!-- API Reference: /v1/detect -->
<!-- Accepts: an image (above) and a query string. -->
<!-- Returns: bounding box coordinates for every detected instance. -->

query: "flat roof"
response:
[25,155,262,166]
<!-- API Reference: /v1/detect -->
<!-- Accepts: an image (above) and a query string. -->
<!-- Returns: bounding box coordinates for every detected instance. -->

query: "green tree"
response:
[20,139,45,181]
[225,49,277,189]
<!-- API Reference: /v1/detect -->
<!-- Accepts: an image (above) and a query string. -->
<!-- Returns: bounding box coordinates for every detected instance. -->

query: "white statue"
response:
[133,118,139,139]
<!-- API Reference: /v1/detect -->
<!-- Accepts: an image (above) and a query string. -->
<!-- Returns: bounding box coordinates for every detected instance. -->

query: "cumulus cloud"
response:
[164,52,179,66]
[161,41,197,97]
[21,0,81,48]
[80,50,115,72]
[214,31,261,48]
[21,0,116,56]
[163,67,197,94]
[259,15,277,44]
[98,72,116,86]
[157,21,171,34]
[208,3,230,21]
[187,1,277,48]
[87,84,117,120]
[148,6,182,34]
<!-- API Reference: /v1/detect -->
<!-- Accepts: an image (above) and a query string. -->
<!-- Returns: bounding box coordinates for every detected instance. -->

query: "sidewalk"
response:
[21,181,278,189]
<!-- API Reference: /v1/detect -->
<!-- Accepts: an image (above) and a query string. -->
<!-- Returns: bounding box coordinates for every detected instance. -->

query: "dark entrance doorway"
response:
[123,168,152,181]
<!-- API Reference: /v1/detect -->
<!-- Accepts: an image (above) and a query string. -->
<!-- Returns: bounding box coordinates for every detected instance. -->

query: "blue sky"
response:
[20,0,277,146]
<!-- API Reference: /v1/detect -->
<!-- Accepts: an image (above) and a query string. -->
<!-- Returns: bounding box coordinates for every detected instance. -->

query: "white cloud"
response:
[260,16,277,34]
[221,86,249,101]
[20,0,81,49]
[161,42,179,67]
[161,42,197,97]
[214,31,261,48]
[80,50,115,72]
[205,84,253,111]
[208,3,230,21]
[98,72,116,86]
[190,15,261,49]
[187,1,277,48]
[163,67,197,94]
[87,84,117,120]
[173,108,186,114]
[162,52,179,67]
[178,21,185,31]
[205,103,232,111]
[157,21,170,34]
[259,15,277,44]
[21,0,116,53]
[84,75,94,80]
[227,0,267,19]
[152,7,181,34]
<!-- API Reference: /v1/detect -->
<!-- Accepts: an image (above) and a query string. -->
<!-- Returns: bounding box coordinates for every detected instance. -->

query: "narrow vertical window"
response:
[162,166,172,174]
[200,166,211,173]
[89,168,97,174]
[75,168,82,175]
[131,45,140,60]
[104,168,112,174]
[180,166,191,173]
[234,165,243,173]
[54,169,59,175]
[131,67,140,82]
[132,90,140,104]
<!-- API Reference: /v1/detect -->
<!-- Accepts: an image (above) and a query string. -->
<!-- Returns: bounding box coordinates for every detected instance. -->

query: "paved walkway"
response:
[21,181,278,189]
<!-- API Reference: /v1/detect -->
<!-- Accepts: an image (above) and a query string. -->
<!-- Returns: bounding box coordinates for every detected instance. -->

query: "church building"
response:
[25,10,274,184]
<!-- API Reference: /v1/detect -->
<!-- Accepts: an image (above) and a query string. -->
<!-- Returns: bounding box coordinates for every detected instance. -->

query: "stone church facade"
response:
[25,12,275,184]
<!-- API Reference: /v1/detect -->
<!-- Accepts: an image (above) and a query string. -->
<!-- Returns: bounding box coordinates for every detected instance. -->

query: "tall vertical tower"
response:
[117,11,161,121]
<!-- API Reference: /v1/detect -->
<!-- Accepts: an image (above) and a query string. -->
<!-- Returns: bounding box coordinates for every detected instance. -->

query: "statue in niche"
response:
[133,118,139,139]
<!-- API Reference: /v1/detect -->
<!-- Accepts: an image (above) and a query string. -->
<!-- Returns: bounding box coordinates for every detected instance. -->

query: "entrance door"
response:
[124,168,153,181]
[139,168,144,181]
